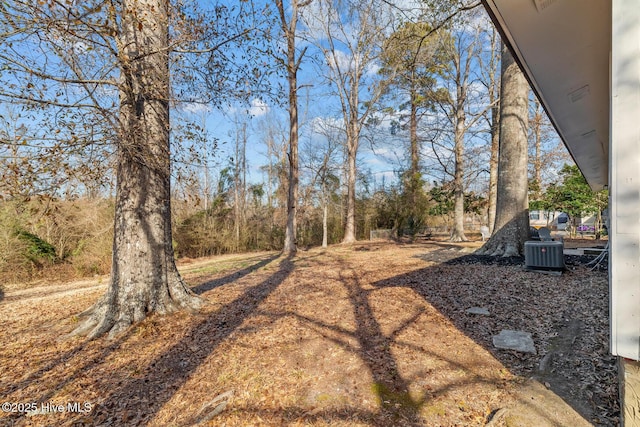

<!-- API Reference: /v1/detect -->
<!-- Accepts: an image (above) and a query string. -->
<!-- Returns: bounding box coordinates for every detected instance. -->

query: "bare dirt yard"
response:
[0,239,617,426]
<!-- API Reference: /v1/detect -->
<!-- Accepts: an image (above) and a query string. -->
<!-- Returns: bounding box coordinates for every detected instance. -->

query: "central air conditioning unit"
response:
[524,240,565,270]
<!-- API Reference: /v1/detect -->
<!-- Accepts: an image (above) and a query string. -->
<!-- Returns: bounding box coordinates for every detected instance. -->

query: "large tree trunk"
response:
[405,81,422,238]
[74,0,201,338]
[487,27,501,234]
[477,44,530,257]
[283,68,299,254]
[488,103,499,234]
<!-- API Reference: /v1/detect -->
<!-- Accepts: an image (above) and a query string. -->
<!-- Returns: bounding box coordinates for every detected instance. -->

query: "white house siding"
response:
[610,0,640,360]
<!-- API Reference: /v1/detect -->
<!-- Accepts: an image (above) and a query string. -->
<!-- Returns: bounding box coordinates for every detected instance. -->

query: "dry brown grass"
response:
[0,240,615,426]
[0,199,113,285]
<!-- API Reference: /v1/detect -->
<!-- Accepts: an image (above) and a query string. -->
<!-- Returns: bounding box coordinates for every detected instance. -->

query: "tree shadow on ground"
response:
[2,255,293,426]
[81,255,295,425]
[192,254,280,294]
[331,256,515,426]
[335,259,424,426]
[5,244,615,425]
[0,255,294,425]
[248,253,514,426]
[0,248,267,408]
[372,251,616,425]
[1,328,137,425]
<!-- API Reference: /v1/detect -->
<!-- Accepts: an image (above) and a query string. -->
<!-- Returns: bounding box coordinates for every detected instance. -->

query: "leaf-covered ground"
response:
[0,239,617,426]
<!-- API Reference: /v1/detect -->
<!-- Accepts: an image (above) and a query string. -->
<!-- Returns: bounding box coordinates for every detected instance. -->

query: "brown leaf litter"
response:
[0,239,617,426]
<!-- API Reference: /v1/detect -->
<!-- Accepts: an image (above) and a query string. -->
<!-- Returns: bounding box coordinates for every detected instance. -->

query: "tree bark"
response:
[342,119,359,243]
[406,80,422,238]
[450,91,468,242]
[322,203,328,248]
[477,43,530,257]
[531,98,543,200]
[74,0,201,338]
[449,40,472,243]
[278,0,302,255]
[282,64,299,253]
[485,27,500,234]
[341,64,362,245]
[410,80,419,178]
[488,102,499,234]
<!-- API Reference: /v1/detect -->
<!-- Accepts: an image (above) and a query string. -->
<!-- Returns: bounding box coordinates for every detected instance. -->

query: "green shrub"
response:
[0,198,114,283]
[15,228,58,263]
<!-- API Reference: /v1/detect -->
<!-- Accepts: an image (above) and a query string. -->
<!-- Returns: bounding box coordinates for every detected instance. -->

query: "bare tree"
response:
[0,0,254,337]
[304,0,392,243]
[477,43,530,256]
[431,16,493,242]
[303,119,341,247]
[74,0,204,337]
[257,114,288,213]
[232,117,248,251]
[527,96,571,206]
[480,27,501,234]
[274,0,310,254]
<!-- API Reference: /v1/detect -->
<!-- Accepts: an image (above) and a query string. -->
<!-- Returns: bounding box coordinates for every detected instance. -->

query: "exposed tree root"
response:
[72,278,203,340]
[476,241,521,257]
[449,233,469,243]
[476,215,528,257]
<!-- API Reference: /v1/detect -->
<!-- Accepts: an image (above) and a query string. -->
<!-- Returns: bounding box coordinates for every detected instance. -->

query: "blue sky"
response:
[0,0,567,200]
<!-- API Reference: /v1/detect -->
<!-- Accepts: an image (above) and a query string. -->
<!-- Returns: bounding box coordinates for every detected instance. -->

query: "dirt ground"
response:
[0,238,617,426]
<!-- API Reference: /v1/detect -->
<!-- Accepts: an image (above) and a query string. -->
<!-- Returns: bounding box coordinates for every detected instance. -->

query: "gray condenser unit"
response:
[524,241,565,270]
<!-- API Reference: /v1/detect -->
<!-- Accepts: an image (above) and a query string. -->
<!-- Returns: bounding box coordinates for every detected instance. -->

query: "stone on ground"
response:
[466,307,490,315]
[493,329,536,354]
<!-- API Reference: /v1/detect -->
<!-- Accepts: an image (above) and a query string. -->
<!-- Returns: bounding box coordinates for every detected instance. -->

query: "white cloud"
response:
[365,62,381,76]
[326,49,353,72]
[180,102,211,115]
[310,116,344,134]
[225,98,270,117]
[249,98,269,117]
